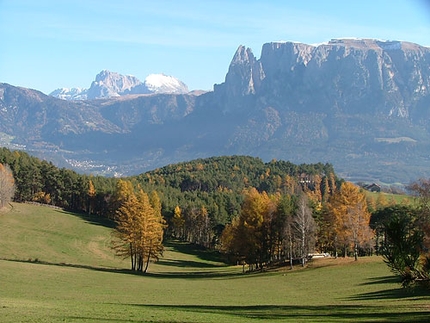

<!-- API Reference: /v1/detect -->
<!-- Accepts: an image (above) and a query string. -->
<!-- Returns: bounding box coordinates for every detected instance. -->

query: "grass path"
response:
[0,203,429,322]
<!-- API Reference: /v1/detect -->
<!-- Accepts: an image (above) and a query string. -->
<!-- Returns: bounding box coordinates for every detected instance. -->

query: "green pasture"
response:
[0,203,429,322]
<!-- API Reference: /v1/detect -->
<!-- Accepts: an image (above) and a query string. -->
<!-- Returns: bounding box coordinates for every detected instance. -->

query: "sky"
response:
[1,0,430,94]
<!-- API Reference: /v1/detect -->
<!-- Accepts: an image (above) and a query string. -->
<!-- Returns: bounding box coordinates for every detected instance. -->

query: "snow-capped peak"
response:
[49,71,189,100]
[49,87,88,100]
[144,74,189,94]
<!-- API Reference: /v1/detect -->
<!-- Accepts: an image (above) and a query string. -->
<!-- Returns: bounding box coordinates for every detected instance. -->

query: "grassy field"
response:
[0,203,429,322]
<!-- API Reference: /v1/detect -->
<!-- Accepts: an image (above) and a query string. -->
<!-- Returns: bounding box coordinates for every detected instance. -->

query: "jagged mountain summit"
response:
[215,39,429,117]
[49,87,88,100]
[2,38,430,184]
[49,70,189,100]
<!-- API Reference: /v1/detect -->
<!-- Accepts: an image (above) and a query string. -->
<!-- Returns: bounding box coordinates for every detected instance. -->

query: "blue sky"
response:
[1,0,429,94]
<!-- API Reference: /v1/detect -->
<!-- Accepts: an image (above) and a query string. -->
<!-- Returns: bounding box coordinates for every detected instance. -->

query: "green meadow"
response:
[0,203,429,322]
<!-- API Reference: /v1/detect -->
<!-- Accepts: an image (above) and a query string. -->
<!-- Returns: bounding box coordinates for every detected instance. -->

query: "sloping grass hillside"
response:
[0,203,124,268]
[0,203,429,322]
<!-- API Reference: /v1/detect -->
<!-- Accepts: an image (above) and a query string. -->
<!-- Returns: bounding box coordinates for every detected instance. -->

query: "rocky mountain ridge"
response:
[49,70,189,100]
[1,38,430,184]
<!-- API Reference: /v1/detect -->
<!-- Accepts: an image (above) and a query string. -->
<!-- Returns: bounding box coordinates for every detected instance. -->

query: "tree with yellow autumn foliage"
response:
[87,179,96,214]
[0,163,15,208]
[111,180,165,272]
[171,205,185,239]
[324,182,374,259]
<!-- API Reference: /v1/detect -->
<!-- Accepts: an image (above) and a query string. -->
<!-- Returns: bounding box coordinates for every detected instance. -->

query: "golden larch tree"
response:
[326,182,374,260]
[0,163,15,208]
[172,205,185,239]
[111,180,165,272]
[87,179,96,214]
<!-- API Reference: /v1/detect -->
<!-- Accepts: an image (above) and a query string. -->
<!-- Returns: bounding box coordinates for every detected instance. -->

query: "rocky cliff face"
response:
[86,70,148,99]
[217,39,430,118]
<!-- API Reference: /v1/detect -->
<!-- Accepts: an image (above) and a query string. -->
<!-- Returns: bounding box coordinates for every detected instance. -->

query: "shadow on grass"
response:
[350,286,430,301]
[0,257,136,275]
[0,257,243,279]
[165,240,225,264]
[349,275,430,301]
[156,257,222,269]
[114,304,430,322]
[144,268,244,279]
[359,275,401,285]
[60,209,115,229]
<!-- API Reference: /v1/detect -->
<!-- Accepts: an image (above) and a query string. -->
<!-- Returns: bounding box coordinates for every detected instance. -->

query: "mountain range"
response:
[49,70,189,100]
[1,38,429,185]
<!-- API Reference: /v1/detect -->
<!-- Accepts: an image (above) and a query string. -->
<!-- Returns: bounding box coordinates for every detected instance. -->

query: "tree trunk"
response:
[289,235,293,270]
[354,243,358,261]
[143,248,152,273]
[130,243,135,270]
[301,229,305,267]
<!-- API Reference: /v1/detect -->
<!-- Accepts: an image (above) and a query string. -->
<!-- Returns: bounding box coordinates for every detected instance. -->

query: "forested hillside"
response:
[134,156,338,224]
[0,148,338,224]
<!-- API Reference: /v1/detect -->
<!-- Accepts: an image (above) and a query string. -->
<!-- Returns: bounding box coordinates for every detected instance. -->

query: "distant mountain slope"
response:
[0,83,121,141]
[2,38,430,184]
[49,70,189,100]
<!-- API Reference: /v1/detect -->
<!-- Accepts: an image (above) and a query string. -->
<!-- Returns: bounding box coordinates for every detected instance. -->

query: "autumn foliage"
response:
[322,182,374,259]
[0,163,15,208]
[111,180,166,272]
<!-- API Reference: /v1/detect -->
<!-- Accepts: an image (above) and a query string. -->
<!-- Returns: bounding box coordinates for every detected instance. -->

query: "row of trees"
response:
[220,189,313,271]
[219,181,374,271]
